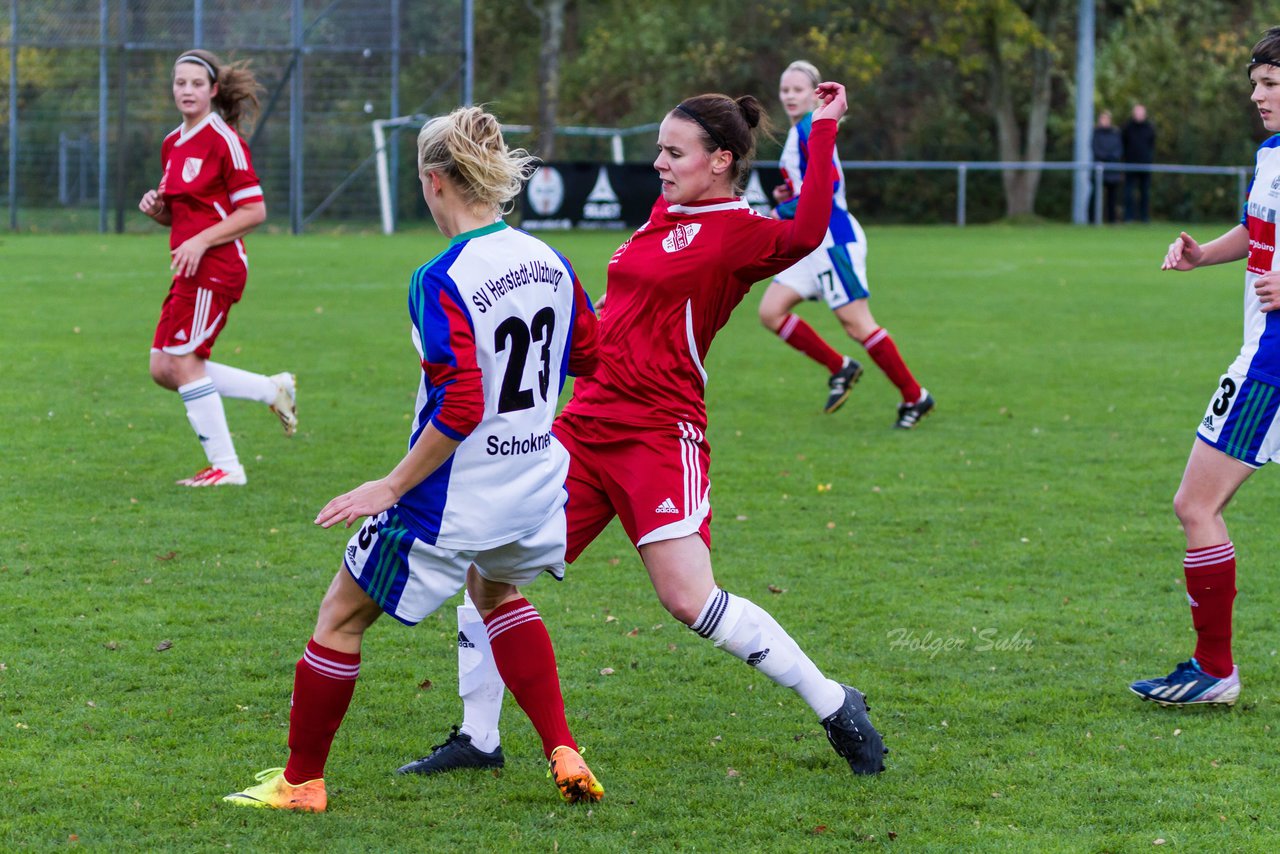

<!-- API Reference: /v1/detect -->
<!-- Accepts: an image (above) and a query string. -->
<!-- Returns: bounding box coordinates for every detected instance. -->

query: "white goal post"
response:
[372,116,658,234]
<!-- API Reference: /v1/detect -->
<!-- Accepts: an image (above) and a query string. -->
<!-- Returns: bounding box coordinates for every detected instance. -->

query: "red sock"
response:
[484,598,576,759]
[1184,543,1236,678]
[778,314,845,374]
[862,327,922,403]
[283,638,360,785]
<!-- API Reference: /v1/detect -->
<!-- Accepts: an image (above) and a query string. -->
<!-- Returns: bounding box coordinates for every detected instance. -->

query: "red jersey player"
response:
[402,80,888,779]
[140,49,296,487]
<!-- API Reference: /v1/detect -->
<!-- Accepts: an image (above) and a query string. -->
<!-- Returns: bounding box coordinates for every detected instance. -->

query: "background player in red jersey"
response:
[403,79,888,778]
[140,49,296,488]
[760,60,933,427]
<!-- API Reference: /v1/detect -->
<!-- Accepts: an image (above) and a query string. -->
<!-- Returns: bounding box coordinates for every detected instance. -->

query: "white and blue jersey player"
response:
[1130,41,1280,710]
[772,112,868,308]
[760,60,932,427]
[221,108,602,812]
[1196,134,1280,464]
[339,222,600,625]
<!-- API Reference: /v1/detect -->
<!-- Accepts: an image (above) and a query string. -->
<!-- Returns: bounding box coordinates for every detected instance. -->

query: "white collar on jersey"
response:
[666,198,749,215]
[173,112,218,146]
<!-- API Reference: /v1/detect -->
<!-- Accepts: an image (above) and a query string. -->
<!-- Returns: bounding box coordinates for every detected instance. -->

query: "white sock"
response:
[457,591,503,753]
[204,361,277,404]
[178,378,242,473]
[690,587,845,719]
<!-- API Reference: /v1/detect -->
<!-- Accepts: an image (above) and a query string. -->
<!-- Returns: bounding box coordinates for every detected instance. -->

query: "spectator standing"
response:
[1123,103,1156,222]
[1090,110,1123,224]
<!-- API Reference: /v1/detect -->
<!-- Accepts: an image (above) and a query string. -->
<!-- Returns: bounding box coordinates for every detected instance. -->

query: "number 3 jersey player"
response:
[1130,28,1280,709]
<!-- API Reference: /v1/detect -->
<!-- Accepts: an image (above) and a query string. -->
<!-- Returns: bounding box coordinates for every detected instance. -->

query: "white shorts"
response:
[343,505,567,626]
[773,219,869,310]
[1195,368,1280,468]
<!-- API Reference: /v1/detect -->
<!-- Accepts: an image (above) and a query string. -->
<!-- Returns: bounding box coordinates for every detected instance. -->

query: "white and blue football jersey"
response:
[398,221,595,550]
[774,113,858,246]
[1234,135,1280,385]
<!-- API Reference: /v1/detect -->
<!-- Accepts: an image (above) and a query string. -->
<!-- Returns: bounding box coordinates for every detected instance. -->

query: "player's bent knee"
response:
[657,594,703,627]
[1172,491,1215,529]
[149,363,175,390]
[314,569,382,642]
[840,317,874,341]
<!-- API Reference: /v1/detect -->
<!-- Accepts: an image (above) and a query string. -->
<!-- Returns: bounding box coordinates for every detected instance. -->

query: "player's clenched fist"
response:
[139,189,164,217]
[812,82,847,122]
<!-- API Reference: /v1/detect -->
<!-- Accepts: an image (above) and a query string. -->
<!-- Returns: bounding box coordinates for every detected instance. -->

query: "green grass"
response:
[3,223,1279,851]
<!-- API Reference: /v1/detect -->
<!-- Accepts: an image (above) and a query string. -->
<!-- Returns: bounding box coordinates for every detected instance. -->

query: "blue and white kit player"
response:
[1131,44,1280,707]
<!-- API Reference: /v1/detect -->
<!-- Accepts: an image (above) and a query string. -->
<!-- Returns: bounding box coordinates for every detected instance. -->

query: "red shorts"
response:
[555,410,712,562]
[151,283,236,360]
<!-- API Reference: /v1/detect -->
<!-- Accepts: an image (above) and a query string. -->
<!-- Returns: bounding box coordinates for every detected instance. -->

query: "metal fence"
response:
[772,160,1249,227]
[743,159,1248,229]
[2,0,473,234]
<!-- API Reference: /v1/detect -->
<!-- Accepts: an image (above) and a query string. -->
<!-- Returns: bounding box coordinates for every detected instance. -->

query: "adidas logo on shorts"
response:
[655,498,679,514]
[457,631,476,649]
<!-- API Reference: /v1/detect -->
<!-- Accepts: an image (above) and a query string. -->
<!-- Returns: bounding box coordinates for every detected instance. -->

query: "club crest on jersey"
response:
[182,157,204,183]
[662,222,701,253]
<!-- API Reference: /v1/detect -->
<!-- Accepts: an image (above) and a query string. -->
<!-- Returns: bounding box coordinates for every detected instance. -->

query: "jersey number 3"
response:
[494,307,556,413]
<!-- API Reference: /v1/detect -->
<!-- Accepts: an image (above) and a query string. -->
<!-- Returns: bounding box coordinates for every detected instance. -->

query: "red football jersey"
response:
[563,119,839,432]
[158,113,264,298]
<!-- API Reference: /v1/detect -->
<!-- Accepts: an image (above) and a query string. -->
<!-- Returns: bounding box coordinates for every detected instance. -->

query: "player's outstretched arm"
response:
[1161,225,1248,271]
[315,424,462,528]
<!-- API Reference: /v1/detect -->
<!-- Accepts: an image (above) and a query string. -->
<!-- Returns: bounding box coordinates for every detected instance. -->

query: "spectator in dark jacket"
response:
[1091,110,1124,223]
[1123,103,1156,222]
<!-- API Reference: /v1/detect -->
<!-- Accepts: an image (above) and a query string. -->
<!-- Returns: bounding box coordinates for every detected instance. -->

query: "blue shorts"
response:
[342,505,566,626]
[1195,369,1280,468]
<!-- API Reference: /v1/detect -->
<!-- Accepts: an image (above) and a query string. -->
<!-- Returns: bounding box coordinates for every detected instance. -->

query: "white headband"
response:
[175,55,217,82]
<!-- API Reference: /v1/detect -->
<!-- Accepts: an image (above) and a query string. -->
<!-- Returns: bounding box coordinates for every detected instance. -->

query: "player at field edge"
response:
[400,80,888,779]
[1129,27,1280,709]
[223,106,603,811]
[139,49,297,488]
[759,60,933,428]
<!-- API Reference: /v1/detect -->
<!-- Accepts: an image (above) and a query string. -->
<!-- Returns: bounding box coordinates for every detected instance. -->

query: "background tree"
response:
[849,0,1075,218]
[528,0,569,160]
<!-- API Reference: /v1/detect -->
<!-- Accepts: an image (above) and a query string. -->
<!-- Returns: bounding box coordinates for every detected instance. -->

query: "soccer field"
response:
[4,224,1279,850]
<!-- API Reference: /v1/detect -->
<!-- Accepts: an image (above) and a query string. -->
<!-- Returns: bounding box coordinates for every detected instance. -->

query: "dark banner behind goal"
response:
[519,163,783,230]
